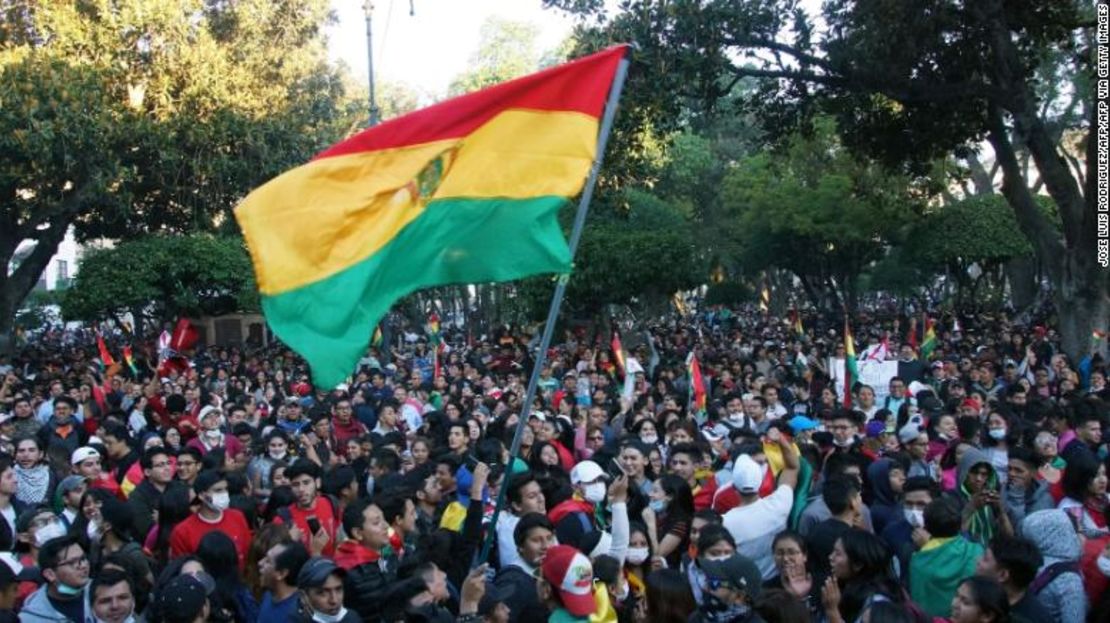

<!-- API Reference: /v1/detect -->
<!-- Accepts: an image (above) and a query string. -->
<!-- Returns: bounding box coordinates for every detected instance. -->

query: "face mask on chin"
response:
[55,578,88,597]
[312,607,350,623]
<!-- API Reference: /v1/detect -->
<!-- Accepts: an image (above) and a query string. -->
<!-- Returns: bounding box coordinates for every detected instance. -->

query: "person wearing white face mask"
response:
[167,470,253,570]
[982,411,1012,486]
[552,461,606,549]
[877,476,938,578]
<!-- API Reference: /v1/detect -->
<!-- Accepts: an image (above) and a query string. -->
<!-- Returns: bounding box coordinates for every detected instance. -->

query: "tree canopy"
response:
[62,235,256,327]
[0,0,360,349]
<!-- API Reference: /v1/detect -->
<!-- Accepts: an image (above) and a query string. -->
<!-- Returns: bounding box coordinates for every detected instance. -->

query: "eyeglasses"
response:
[56,554,88,569]
[588,435,604,442]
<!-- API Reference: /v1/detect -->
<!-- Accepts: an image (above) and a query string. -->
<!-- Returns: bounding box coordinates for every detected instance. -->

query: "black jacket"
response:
[495,564,542,623]
[337,542,399,623]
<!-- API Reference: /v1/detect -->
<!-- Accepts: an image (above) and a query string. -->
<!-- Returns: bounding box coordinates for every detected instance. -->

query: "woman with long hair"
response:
[948,577,1010,623]
[197,531,259,623]
[766,530,824,621]
[646,474,695,568]
[1057,451,1109,537]
[822,529,903,623]
[645,568,696,623]
[146,484,193,568]
[624,521,655,602]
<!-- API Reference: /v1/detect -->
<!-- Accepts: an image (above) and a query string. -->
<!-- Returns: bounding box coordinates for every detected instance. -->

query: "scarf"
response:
[15,464,50,504]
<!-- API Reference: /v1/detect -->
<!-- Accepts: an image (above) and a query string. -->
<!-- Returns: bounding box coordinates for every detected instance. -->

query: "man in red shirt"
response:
[169,470,252,569]
[331,399,367,458]
[278,459,340,556]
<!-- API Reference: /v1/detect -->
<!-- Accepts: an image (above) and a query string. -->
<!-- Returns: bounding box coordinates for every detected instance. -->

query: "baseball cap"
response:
[898,417,925,445]
[156,574,209,623]
[698,553,763,599]
[541,545,597,617]
[70,447,99,466]
[297,557,345,589]
[59,475,86,495]
[865,420,886,439]
[788,415,819,433]
[569,461,605,485]
[15,505,54,534]
[731,455,763,494]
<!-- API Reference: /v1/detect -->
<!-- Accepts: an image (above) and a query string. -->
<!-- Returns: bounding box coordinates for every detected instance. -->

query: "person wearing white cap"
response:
[71,447,122,499]
[721,428,799,580]
[552,461,606,550]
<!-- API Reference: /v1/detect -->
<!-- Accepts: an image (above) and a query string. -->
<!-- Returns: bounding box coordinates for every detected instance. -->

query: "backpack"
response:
[1029,561,1080,595]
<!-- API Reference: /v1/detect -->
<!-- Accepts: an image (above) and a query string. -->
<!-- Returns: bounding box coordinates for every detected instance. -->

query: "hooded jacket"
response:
[1021,510,1088,623]
[334,540,396,623]
[1002,478,1053,528]
[866,459,899,536]
[18,584,93,623]
[946,447,999,543]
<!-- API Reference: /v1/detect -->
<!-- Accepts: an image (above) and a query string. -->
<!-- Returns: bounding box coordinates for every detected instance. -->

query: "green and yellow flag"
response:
[236,46,628,387]
[843,318,858,408]
[921,315,937,360]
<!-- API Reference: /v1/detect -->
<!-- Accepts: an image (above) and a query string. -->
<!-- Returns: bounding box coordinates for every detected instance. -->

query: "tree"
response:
[721,119,923,311]
[62,235,257,330]
[447,17,541,96]
[0,0,359,351]
[548,0,1104,359]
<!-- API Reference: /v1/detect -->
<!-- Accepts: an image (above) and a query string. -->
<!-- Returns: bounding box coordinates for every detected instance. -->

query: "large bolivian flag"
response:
[236,45,628,388]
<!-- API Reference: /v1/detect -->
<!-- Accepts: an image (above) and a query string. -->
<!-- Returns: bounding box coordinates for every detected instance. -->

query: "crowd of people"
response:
[0,305,1106,623]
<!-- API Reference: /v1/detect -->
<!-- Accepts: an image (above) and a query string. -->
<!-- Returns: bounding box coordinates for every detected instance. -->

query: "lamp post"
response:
[362,1,381,126]
[363,1,415,127]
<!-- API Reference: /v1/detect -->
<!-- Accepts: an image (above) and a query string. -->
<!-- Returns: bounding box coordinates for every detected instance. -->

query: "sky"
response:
[326,0,580,99]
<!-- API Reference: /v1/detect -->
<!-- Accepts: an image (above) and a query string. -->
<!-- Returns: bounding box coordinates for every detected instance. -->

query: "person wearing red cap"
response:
[538,544,598,623]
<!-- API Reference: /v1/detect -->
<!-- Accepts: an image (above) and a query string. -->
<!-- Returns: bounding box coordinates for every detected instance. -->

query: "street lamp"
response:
[363,1,416,127]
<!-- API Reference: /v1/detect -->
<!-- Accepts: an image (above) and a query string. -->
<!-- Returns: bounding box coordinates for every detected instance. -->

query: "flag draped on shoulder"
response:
[235,45,629,388]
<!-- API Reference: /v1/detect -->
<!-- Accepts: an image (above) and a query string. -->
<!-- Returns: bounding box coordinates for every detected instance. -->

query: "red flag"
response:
[610,329,626,379]
[97,334,116,366]
[170,319,198,353]
[906,317,918,352]
[687,353,706,414]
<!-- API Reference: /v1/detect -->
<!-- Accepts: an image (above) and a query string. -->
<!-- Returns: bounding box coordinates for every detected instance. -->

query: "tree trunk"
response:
[1005,256,1038,311]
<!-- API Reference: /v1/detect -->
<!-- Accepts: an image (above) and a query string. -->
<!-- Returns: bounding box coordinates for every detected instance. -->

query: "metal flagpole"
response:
[476,51,631,567]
